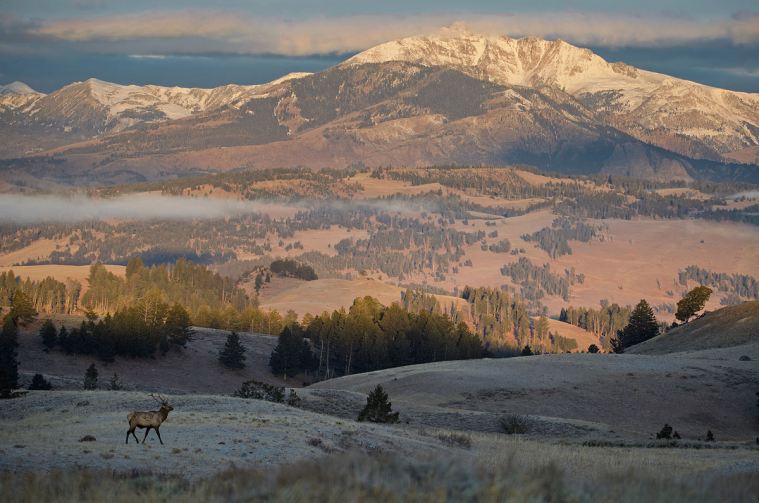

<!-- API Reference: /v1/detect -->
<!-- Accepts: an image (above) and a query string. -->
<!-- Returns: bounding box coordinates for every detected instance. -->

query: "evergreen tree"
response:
[588,344,600,353]
[656,424,673,440]
[40,319,57,349]
[521,345,533,356]
[0,314,20,398]
[165,302,194,347]
[57,325,69,350]
[29,373,52,390]
[269,326,313,379]
[107,373,124,391]
[219,332,246,369]
[83,363,99,390]
[675,286,712,323]
[611,299,659,353]
[10,290,36,326]
[94,320,116,364]
[357,384,399,423]
[705,430,715,442]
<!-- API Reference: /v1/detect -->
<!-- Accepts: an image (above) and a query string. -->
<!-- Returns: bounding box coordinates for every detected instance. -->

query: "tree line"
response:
[291,296,485,380]
[0,270,80,315]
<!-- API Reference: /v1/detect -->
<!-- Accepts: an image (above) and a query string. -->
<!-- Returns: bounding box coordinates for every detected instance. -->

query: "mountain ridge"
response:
[1,29,758,187]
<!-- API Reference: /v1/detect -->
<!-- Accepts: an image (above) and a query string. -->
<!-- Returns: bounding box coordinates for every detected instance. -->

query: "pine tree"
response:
[705,430,715,442]
[675,286,712,323]
[40,319,57,349]
[611,299,659,353]
[357,384,399,423]
[10,290,36,326]
[0,314,19,398]
[165,302,194,347]
[83,363,98,390]
[587,344,600,353]
[58,326,69,351]
[521,345,533,356]
[219,332,246,369]
[656,424,673,439]
[29,373,52,390]
[269,326,313,379]
[107,373,124,391]
[94,320,116,363]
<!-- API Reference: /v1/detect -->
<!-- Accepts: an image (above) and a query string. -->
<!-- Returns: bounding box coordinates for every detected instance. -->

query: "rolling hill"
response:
[629,300,759,357]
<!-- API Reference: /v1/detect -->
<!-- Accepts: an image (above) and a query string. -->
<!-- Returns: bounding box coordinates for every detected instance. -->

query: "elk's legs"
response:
[142,427,152,444]
[126,428,139,444]
[155,427,164,445]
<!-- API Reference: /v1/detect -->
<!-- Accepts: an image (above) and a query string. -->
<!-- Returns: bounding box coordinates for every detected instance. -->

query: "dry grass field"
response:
[256,277,467,318]
[307,352,759,441]
[0,390,757,502]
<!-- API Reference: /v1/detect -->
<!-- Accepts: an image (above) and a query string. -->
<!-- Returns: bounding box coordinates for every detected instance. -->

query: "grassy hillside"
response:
[308,353,759,440]
[629,300,759,355]
[1,391,757,501]
[17,321,291,394]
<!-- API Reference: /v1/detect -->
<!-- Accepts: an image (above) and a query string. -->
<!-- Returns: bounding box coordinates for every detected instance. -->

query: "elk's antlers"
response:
[149,393,167,405]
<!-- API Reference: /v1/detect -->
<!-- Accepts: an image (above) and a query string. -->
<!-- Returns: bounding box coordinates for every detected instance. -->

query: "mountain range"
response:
[2,25,758,189]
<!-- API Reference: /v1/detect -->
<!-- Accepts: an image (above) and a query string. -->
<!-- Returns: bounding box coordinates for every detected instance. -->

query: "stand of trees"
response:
[679,265,758,304]
[83,257,250,315]
[302,296,484,380]
[522,218,598,259]
[269,259,318,281]
[45,298,194,360]
[501,257,577,302]
[559,301,631,349]
[0,270,80,315]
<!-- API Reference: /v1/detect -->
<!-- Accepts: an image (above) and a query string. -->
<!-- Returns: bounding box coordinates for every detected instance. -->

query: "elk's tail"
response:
[127,412,134,422]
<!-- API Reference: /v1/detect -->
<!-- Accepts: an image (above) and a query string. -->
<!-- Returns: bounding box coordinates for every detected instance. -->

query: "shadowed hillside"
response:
[629,300,759,356]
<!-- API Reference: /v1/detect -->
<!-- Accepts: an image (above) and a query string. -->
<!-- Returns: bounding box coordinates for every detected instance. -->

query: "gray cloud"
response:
[21,10,759,56]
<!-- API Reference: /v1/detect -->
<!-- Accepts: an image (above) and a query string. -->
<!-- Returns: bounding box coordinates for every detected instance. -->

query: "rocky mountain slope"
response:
[1,29,758,186]
[346,25,759,162]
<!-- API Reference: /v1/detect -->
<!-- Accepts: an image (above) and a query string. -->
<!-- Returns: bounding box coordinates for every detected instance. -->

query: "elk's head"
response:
[150,393,174,412]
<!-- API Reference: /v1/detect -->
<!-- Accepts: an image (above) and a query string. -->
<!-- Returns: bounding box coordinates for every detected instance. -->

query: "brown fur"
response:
[126,394,174,445]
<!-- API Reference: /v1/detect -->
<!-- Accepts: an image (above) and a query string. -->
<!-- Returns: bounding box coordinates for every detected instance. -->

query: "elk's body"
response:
[126,394,174,444]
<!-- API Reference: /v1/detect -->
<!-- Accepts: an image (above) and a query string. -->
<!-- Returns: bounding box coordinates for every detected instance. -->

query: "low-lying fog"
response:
[0,193,436,224]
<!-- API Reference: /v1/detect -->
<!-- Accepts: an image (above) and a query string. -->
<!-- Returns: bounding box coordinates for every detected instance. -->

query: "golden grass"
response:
[1,443,757,503]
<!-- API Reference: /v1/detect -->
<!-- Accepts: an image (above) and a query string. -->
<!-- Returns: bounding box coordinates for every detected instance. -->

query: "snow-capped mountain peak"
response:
[0,81,45,110]
[0,81,41,96]
[344,27,759,156]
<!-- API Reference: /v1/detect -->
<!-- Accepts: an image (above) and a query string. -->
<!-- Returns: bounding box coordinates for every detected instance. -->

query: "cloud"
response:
[723,67,759,77]
[21,10,759,57]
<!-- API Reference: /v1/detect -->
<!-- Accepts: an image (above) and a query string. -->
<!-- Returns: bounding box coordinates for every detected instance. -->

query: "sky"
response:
[1,0,758,93]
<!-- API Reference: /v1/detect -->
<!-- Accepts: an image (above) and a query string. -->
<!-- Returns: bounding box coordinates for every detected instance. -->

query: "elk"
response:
[126,393,174,444]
